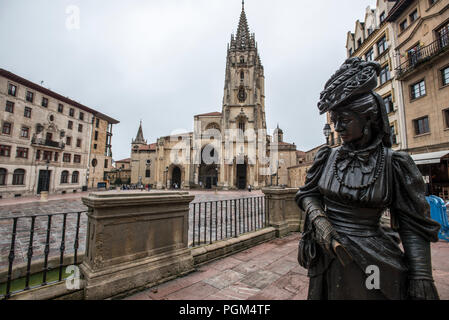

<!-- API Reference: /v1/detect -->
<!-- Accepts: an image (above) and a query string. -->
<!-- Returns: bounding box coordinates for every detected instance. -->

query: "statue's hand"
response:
[408,279,440,300]
[309,210,340,254]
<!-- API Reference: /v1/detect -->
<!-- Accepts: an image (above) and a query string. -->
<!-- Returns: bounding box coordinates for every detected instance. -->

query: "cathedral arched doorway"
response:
[172,166,181,189]
[236,164,247,189]
[199,147,219,189]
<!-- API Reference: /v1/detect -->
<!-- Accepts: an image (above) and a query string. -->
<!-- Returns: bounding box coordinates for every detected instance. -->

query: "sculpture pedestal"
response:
[80,191,195,300]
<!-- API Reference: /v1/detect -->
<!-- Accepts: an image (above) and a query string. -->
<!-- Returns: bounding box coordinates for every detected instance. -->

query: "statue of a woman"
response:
[296,57,441,300]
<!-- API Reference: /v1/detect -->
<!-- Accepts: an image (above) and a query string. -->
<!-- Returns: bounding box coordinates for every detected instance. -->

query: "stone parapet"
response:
[80,191,195,300]
[262,187,304,237]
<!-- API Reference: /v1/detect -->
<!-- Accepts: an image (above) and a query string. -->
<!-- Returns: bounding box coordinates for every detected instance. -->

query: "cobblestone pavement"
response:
[0,190,263,271]
[124,233,449,300]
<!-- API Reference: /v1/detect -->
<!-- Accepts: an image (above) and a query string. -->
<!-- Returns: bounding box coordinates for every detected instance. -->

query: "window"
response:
[380,11,386,23]
[442,66,449,86]
[444,109,449,128]
[240,56,245,63]
[58,104,64,113]
[410,9,418,22]
[79,112,84,121]
[383,95,394,114]
[104,159,108,168]
[20,127,30,138]
[6,101,14,113]
[78,124,83,132]
[76,139,81,148]
[54,152,59,162]
[63,153,71,163]
[411,80,426,99]
[8,83,17,96]
[95,118,100,128]
[400,19,408,32]
[26,91,34,103]
[72,171,79,184]
[357,38,362,48]
[390,125,397,144]
[16,147,28,159]
[377,36,388,55]
[69,108,75,117]
[379,65,391,85]
[43,151,52,161]
[36,150,41,160]
[94,131,98,140]
[240,71,244,80]
[12,169,25,185]
[68,120,73,130]
[437,22,449,49]
[0,145,11,157]
[367,28,373,36]
[414,116,430,135]
[46,132,53,141]
[24,107,32,118]
[0,168,6,185]
[365,48,374,61]
[66,136,72,146]
[408,43,421,66]
[349,48,353,56]
[74,155,81,163]
[94,144,97,150]
[146,170,151,178]
[2,122,12,135]
[60,171,69,184]
[41,97,48,108]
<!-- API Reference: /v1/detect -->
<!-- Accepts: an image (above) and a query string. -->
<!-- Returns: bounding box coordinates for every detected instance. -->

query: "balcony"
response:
[31,137,65,149]
[396,34,449,79]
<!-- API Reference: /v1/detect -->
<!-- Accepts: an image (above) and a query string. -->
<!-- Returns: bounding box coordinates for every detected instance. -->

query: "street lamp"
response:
[165,167,169,189]
[323,123,331,145]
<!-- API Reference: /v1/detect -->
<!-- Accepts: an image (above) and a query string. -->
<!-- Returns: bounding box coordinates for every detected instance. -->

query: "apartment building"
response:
[0,68,119,198]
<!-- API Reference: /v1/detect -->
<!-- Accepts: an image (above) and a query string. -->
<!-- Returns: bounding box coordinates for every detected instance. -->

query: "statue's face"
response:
[331,110,364,144]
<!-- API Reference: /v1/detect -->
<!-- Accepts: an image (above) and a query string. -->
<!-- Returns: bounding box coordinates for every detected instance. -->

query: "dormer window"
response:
[379,11,386,24]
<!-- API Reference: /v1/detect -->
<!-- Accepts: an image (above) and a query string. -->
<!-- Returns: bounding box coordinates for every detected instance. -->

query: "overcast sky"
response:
[0,0,378,161]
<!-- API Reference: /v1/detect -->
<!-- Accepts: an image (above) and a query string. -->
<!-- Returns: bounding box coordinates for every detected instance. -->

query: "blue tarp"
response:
[426,195,449,242]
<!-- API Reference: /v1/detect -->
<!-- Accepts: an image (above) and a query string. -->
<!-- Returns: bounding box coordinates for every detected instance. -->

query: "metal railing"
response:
[396,33,449,77]
[189,195,268,247]
[0,211,87,300]
[31,137,65,149]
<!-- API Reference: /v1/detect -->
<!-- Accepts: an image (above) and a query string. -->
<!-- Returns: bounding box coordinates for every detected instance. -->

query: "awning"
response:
[410,150,449,165]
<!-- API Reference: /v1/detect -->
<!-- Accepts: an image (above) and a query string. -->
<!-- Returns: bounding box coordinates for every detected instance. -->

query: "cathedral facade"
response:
[130,4,300,190]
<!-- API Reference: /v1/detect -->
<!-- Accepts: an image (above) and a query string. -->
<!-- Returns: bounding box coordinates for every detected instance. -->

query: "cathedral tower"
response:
[222,1,266,132]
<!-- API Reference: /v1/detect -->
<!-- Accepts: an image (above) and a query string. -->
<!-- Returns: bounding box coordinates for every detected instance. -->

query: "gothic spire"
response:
[132,121,146,145]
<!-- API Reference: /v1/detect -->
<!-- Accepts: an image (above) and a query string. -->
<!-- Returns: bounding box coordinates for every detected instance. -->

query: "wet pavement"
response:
[124,233,449,300]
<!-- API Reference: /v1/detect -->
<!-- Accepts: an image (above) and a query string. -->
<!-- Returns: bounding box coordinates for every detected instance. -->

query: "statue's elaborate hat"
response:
[317,57,381,115]
[318,57,392,147]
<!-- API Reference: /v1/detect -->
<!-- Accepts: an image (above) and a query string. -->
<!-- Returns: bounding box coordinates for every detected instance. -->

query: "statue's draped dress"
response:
[296,135,440,299]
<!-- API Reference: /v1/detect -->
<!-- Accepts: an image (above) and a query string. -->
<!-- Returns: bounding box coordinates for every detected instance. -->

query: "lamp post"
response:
[165,167,169,189]
[323,123,331,145]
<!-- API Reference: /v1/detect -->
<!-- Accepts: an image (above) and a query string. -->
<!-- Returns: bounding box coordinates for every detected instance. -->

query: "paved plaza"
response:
[124,233,449,300]
[0,190,262,270]
[0,190,448,300]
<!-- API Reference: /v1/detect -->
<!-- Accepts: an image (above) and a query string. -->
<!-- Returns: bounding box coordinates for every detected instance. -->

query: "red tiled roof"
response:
[0,68,119,124]
[195,112,222,117]
[116,158,131,163]
[138,143,157,151]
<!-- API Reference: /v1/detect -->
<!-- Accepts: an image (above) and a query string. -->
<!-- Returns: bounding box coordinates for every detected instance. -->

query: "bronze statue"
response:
[296,57,441,300]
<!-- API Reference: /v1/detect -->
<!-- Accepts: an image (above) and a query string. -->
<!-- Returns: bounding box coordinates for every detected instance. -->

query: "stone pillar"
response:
[262,187,305,237]
[80,191,195,300]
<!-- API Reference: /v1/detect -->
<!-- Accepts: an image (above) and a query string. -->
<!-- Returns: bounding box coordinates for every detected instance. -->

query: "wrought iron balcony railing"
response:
[396,33,449,78]
[31,137,65,149]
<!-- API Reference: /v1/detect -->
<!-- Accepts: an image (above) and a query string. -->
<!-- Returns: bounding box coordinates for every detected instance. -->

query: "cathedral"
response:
[129,2,301,190]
